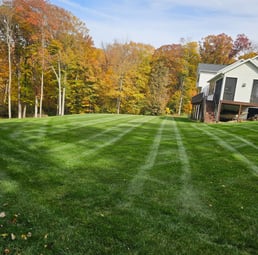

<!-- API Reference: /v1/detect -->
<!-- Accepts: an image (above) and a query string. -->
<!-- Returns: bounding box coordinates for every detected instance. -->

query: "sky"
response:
[50,0,258,49]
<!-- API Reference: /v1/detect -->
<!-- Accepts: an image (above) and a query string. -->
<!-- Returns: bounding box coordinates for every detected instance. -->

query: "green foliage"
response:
[66,80,96,114]
[148,59,170,115]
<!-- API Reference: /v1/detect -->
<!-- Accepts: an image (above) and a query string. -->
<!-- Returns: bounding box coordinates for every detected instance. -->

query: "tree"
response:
[46,6,91,116]
[100,41,154,114]
[0,0,15,118]
[151,41,199,115]
[148,58,169,115]
[0,0,96,118]
[177,41,200,115]
[230,34,252,59]
[199,33,234,64]
[199,33,253,64]
[0,42,8,115]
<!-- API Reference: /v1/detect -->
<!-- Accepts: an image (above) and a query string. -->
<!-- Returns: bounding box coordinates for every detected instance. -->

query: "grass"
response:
[0,114,257,255]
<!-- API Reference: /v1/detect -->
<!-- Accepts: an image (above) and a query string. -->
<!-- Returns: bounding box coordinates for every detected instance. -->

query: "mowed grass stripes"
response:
[0,114,257,255]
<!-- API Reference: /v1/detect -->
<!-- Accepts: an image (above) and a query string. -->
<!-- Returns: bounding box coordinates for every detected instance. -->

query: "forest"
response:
[0,0,257,119]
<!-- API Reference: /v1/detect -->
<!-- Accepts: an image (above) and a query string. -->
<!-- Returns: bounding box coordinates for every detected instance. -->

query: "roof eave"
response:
[208,73,224,83]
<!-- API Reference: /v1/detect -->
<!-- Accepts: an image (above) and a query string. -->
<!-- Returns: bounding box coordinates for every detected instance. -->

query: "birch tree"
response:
[0,0,14,118]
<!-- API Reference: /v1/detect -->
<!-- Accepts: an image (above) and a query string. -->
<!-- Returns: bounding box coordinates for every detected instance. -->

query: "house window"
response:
[214,78,223,104]
[223,77,237,101]
[208,81,215,95]
[250,80,258,103]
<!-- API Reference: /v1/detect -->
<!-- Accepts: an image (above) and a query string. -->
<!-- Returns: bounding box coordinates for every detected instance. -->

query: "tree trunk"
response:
[7,24,12,119]
[116,76,123,114]
[17,69,22,119]
[35,96,38,118]
[61,87,65,116]
[39,26,45,118]
[51,59,62,116]
[39,69,44,117]
[23,104,26,118]
[178,77,184,115]
[58,60,62,116]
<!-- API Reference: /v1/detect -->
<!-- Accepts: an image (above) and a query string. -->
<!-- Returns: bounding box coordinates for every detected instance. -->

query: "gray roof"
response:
[198,63,227,73]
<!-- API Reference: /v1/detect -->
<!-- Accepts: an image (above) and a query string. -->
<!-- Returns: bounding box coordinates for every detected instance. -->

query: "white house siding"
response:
[220,62,258,103]
[198,72,216,93]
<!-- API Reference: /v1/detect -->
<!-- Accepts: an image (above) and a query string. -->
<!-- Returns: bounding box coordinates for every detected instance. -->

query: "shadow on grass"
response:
[0,114,162,254]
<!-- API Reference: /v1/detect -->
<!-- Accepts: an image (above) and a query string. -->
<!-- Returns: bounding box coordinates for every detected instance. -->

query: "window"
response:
[214,79,223,104]
[223,77,237,101]
[250,80,258,103]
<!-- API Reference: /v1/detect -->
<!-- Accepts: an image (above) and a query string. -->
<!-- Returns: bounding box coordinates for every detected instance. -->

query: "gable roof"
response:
[208,55,258,82]
[250,56,258,67]
[198,63,227,74]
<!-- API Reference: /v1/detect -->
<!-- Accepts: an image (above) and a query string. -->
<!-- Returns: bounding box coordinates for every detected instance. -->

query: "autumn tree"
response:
[0,41,8,115]
[230,34,252,58]
[175,41,200,115]
[150,41,199,115]
[199,33,253,64]
[199,33,234,64]
[46,4,94,116]
[100,41,154,114]
[0,0,15,118]
[65,33,97,114]
[148,58,169,115]
[101,41,133,114]
[16,0,51,117]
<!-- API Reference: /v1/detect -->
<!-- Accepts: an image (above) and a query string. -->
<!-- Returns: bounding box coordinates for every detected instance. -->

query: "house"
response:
[196,63,227,95]
[191,56,258,122]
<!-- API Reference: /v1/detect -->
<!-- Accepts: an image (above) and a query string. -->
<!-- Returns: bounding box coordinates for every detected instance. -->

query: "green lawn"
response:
[0,114,257,255]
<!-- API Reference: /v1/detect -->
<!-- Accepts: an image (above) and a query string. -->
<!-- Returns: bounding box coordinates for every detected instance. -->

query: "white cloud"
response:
[148,0,258,16]
[51,0,258,48]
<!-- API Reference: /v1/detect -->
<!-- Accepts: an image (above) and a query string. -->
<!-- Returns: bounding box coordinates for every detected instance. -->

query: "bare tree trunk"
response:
[39,23,45,118]
[4,81,8,104]
[178,96,183,115]
[58,61,62,116]
[7,24,12,119]
[52,59,62,116]
[35,96,38,118]
[178,77,184,115]
[17,70,22,118]
[22,104,26,118]
[39,69,44,117]
[61,87,65,116]
[116,75,123,114]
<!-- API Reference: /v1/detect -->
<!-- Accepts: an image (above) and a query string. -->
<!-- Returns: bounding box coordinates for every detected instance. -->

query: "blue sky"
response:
[50,0,258,48]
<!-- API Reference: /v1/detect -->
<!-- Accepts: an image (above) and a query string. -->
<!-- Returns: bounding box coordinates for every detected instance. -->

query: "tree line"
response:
[0,0,256,118]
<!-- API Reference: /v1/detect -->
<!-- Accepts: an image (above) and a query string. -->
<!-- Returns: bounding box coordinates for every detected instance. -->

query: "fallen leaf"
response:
[11,217,17,224]
[1,233,8,238]
[27,232,32,238]
[21,234,27,240]
[11,214,19,224]
[0,212,6,218]
[11,233,16,240]
[4,248,10,254]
